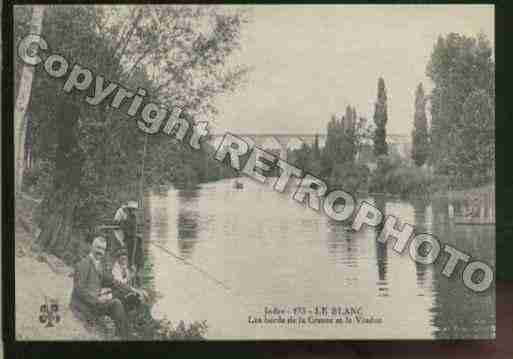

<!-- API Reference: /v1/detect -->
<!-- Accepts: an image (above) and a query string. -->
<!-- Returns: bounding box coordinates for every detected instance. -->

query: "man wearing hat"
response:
[113,201,144,284]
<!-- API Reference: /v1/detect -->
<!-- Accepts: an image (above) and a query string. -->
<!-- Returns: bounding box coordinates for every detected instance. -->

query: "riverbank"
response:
[15,195,209,341]
[15,196,100,340]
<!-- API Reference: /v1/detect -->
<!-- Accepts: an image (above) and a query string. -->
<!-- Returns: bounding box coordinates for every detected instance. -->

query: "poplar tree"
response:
[427,32,494,183]
[411,83,429,166]
[373,77,388,156]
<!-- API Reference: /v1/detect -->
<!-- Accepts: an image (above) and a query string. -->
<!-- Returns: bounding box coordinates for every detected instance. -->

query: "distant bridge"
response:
[207,133,326,160]
[207,132,411,162]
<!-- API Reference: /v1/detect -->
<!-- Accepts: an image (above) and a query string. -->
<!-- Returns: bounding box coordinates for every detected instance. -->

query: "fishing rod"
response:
[133,132,149,286]
[95,223,233,291]
[135,113,231,292]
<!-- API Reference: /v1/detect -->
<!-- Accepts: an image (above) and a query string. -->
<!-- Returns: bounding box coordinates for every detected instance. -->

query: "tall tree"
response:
[321,115,339,175]
[448,89,494,187]
[426,32,494,184]
[342,105,358,163]
[320,106,362,176]
[14,5,46,193]
[411,83,429,167]
[373,77,388,156]
[14,5,248,258]
[295,143,311,171]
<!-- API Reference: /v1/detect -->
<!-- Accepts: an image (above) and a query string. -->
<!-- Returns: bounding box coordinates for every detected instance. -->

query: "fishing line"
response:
[149,240,232,291]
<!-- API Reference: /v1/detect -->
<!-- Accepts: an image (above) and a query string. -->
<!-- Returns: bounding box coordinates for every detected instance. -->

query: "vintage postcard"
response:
[12,4,495,341]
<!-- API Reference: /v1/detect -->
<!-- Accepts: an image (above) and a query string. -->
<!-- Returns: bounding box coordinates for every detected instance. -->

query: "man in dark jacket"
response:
[70,236,132,339]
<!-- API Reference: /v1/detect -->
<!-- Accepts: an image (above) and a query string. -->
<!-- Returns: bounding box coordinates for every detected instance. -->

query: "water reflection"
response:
[326,219,358,268]
[373,196,389,297]
[151,202,169,244]
[176,211,199,259]
[177,187,201,201]
[176,189,200,259]
[411,198,431,289]
[430,208,495,339]
[144,179,495,339]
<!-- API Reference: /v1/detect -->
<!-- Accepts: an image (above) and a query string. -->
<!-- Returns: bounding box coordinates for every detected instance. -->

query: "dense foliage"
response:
[289,33,495,196]
[15,5,248,340]
[131,304,208,340]
[427,32,494,188]
[15,9,495,224]
[15,5,246,233]
[368,154,449,198]
[289,32,494,197]
[289,105,371,193]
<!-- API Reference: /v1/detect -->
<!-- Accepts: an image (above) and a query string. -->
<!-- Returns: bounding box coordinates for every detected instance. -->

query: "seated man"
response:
[70,236,134,339]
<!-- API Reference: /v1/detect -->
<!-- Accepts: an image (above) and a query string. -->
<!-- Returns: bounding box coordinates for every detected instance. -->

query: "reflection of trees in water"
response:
[430,266,495,339]
[411,198,430,287]
[325,219,361,289]
[176,189,200,259]
[177,211,199,259]
[325,219,358,268]
[427,197,495,339]
[178,188,200,202]
[375,241,387,284]
[141,189,201,295]
[151,206,169,244]
[373,196,388,293]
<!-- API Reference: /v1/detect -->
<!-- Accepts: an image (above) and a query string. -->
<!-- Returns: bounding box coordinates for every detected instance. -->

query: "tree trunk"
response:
[35,188,80,254]
[14,5,46,193]
[35,100,84,259]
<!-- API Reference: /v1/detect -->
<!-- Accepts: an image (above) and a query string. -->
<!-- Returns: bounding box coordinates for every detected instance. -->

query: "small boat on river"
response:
[234,180,244,189]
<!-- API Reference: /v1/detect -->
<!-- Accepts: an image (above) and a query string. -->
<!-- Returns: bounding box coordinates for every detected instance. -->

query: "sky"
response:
[212,5,494,136]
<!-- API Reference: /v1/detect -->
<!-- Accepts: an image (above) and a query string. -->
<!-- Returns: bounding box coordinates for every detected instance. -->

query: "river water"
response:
[142,177,495,340]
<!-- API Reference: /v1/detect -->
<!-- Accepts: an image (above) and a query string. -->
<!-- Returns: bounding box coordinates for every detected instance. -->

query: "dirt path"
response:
[15,252,100,340]
[15,197,100,341]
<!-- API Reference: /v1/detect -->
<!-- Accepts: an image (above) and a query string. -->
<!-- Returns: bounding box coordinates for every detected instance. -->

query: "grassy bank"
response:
[15,195,208,340]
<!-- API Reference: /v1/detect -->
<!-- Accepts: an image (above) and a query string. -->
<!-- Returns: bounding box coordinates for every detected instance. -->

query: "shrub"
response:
[131,303,208,340]
[329,162,370,193]
[369,155,439,198]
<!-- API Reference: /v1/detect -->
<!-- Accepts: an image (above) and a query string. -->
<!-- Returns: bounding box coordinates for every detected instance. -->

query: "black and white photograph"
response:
[11,4,495,344]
